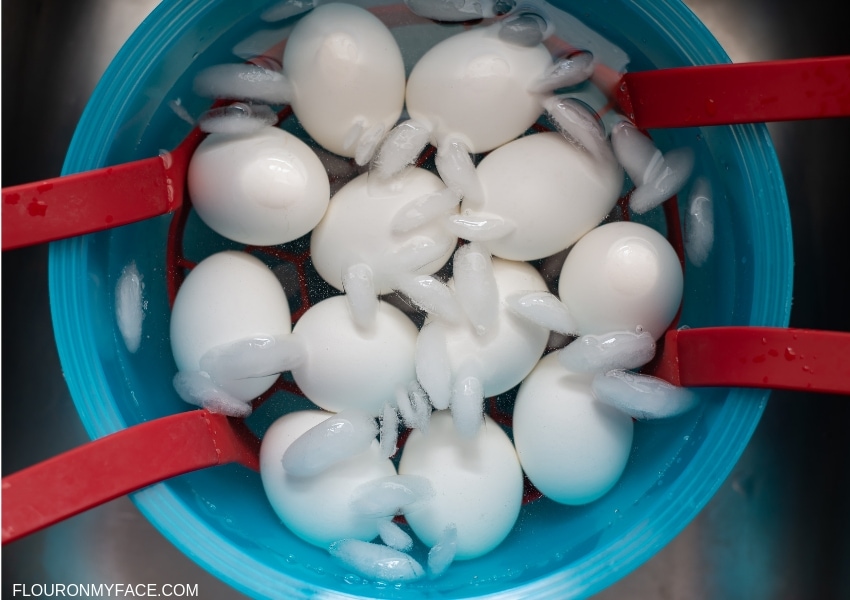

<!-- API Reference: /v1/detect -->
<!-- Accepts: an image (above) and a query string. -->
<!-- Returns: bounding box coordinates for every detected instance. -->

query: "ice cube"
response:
[380,404,400,460]
[378,519,414,552]
[453,242,498,335]
[260,0,315,22]
[402,0,491,22]
[342,263,378,330]
[531,50,595,93]
[373,119,432,180]
[504,290,578,336]
[558,330,656,373]
[415,322,452,410]
[349,474,436,518]
[199,334,305,385]
[396,381,432,433]
[193,63,293,105]
[685,177,714,266]
[544,96,613,163]
[198,103,277,134]
[435,138,484,203]
[444,212,517,243]
[172,371,251,418]
[450,363,484,438]
[591,369,699,419]
[281,409,379,477]
[611,120,694,214]
[427,523,458,578]
[328,539,425,582]
[393,274,463,324]
[115,261,144,354]
[391,187,460,233]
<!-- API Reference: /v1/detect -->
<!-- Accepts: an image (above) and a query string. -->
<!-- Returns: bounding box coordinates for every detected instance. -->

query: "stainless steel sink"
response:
[3,1,849,597]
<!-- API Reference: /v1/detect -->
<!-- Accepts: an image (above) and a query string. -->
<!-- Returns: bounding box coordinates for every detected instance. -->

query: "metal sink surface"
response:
[3,0,849,597]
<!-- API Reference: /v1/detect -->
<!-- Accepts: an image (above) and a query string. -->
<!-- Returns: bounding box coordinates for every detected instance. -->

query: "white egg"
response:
[284,2,406,158]
[290,295,418,415]
[557,221,683,340]
[398,411,523,560]
[468,132,623,261]
[405,24,552,153]
[513,353,634,505]
[310,169,458,294]
[423,258,550,399]
[169,251,291,401]
[260,410,397,548]
[187,126,330,246]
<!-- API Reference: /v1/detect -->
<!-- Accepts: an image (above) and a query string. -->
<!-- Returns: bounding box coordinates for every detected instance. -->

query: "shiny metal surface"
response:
[2,1,848,597]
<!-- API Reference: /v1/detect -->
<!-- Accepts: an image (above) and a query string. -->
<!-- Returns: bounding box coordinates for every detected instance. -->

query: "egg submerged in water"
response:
[283,2,406,161]
[398,411,524,560]
[169,250,292,406]
[260,410,397,548]
[187,126,330,246]
[513,353,634,505]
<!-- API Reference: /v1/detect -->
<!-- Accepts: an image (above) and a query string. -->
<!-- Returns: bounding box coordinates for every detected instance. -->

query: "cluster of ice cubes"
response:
[149,0,721,585]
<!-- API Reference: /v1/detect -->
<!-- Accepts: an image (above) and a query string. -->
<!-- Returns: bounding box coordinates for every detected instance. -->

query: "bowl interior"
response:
[50,0,792,598]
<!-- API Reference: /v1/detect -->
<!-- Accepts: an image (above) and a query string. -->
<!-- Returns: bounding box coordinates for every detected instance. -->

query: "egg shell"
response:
[557,221,684,340]
[428,258,550,397]
[284,2,406,157]
[513,353,634,505]
[405,25,552,153]
[260,410,397,548]
[169,251,291,401]
[398,411,523,560]
[310,169,457,293]
[468,132,623,261]
[187,126,330,246]
[290,295,418,415]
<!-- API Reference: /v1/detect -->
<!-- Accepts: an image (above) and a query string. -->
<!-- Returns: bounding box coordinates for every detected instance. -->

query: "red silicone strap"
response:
[1,410,259,544]
[651,327,850,394]
[618,56,850,129]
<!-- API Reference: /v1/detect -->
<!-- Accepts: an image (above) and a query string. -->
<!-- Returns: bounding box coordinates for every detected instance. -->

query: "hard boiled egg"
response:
[398,411,523,560]
[513,353,634,504]
[558,221,683,340]
[187,126,330,246]
[260,410,396,548]
[290,295,418,416]
[169,250,291,401]
[469,132,623,261]
[284,2,406,158]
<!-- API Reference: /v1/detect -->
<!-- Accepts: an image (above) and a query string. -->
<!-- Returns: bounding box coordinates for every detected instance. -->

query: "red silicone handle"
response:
[2,128,203,251]
[651,327,850,394]
[617,55,850,129]
[1,410,259,545]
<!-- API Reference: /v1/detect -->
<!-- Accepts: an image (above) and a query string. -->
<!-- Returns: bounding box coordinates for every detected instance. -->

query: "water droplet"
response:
[785,347,796,360]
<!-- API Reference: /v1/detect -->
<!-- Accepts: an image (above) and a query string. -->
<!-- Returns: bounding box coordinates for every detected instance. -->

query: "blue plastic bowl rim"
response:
[49,0,793,598]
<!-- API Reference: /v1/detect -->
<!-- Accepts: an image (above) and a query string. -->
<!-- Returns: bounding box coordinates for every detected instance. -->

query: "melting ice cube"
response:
[685,177,714,267]
[591,369,699,419]
[558,330,656,373]
[281,409,378,477]
[328,539,425,582]
[115,261,144,354]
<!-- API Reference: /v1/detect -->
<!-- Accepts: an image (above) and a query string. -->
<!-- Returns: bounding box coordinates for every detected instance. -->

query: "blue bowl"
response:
[50,0,792,598]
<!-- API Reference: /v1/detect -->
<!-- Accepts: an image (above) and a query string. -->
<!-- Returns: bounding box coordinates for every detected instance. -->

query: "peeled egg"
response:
[468,132,623,261]
[260,410,397,548]
[284,2,406,158]
[169,251,291,401]
[405,24,551,153]
[187,126,330,246]
[310,169,458,294]
[398,411,523,560]
[558,221,683,340]
[513,353,634,505]
[423,258,550,399]
[290,295,418,416]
